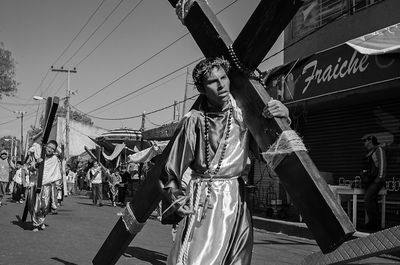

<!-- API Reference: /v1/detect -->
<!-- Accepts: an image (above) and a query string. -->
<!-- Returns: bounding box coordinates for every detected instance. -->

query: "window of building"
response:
[290,0,383,40]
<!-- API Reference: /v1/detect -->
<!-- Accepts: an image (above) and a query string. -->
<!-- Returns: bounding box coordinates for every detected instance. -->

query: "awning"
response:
[346,23,400,55]
[128,141,168,163]
[262,24,400,105]
[102,143,126,161]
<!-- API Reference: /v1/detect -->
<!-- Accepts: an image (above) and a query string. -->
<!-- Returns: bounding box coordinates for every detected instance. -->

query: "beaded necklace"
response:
[197,100,233,222]
[204,101,233,176]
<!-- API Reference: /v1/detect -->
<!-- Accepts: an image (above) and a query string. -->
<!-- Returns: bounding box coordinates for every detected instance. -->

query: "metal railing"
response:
[291,0,384,39]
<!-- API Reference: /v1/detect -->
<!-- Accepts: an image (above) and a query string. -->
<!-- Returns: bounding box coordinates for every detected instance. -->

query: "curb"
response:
[252,216,314,240]
[252,215,371,241]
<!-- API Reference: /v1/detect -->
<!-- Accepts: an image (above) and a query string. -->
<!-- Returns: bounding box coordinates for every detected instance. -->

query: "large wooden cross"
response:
[22,96,59,221]
[93,1,355,264]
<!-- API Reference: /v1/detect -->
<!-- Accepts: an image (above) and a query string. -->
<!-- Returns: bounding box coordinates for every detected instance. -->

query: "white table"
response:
[329,185,387,229]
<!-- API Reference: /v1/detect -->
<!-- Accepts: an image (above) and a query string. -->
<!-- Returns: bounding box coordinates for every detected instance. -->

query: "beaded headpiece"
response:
[192,57,231,91]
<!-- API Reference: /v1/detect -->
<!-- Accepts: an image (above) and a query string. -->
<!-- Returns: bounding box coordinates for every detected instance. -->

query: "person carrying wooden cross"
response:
[160,57,290,265]
[31,140,62,231]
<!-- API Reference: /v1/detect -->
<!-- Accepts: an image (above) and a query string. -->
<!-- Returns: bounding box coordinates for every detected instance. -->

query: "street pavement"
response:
[0,193,399,265]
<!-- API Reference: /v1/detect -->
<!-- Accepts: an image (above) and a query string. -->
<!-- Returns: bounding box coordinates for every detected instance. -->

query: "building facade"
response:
[260,0,400,225]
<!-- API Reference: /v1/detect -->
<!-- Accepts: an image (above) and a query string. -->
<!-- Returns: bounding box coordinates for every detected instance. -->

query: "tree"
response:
[57,105,94,126]
[0,43,18,99]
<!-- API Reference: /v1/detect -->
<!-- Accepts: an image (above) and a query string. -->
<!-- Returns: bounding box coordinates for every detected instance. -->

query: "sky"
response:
[0,0,284,140]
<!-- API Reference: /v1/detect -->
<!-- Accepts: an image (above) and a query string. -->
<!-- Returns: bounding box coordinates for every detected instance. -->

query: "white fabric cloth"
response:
[28,143,42,160]
[42,155,62,185]
[346,23,400,55]
[90,167,103,184]
[66,171,76,184]
[13,168,23,185]
[102,143,126,161]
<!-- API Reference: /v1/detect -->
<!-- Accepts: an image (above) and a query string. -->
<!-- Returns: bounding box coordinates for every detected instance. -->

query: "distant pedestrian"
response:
[89,161,104,207]
[107,169,121,207]
[66,164,76,196]
[0,150,14,207]
[12,161,26,203]
[117,165,129,206]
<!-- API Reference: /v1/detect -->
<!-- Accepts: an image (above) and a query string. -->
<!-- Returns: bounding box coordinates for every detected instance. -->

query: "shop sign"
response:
[267,44,400,103]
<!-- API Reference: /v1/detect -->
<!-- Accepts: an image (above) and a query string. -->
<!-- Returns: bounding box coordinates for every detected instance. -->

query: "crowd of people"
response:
[0,136,141,232]
[84,160,133,207]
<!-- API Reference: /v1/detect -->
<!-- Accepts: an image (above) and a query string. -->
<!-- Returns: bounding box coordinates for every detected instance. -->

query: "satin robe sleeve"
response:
[162,112,199,188]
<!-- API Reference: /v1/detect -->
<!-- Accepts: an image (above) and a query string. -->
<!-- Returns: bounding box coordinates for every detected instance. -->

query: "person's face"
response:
[93,162,99,168]
[45,143,56,156]
[363,138,373,150]
[201,66,230,108]
[16,164,21,169]
[0,154,7,160]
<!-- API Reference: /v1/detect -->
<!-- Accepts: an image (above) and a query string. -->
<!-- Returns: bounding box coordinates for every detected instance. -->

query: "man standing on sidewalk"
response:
[0,150,14,207]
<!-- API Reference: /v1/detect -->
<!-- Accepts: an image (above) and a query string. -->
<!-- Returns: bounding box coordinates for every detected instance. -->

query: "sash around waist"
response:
[191,171,240,181]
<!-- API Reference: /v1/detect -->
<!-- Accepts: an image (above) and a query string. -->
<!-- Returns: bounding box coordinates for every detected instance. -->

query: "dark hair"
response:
[16,161,23,165]
[192,57,231,92]
[363,135,379,145]
[47,140,58,148]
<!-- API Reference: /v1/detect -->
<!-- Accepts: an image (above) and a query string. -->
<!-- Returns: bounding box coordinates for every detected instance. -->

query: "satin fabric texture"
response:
[164,96,253,265]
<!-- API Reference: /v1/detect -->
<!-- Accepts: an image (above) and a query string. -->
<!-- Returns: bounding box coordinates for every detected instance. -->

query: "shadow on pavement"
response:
[76,202,95,206]
[12,215,33,230]
[123,246,167,265]
[51,257,78,265]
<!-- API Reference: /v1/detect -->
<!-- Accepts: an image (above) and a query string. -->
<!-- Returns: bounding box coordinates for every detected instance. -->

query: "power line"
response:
[86,57,201,114]
[75,34,188,107]
[52,0,107,67]
[26,0,106,107]
[71,93,198,121]
[74,0,144,68]
[0,104,14,113]
[0,101,40,106]
[74,0,240,107]
[79,0,354,121]
[0,112,35,127]
[91,71,187,116]
[0,117,18,126]
[61,0,126,66]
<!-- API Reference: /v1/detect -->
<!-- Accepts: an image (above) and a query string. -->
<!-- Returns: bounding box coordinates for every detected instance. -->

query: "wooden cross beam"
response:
[302,226,400,265]
[22,96,59,222]
[169,0,355,252]
[93,1,354,264]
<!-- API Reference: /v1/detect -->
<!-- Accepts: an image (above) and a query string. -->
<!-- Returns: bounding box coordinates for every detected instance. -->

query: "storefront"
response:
[261,24,400,224]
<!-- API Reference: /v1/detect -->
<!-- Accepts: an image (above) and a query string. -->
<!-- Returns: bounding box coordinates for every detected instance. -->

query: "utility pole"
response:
[182,67,190,118]
[173,100,180,121]
[51,66,77,162]
[138,111,146,183]
[14,111,27,161]
[10,138,14,162]
[140,112,146,132]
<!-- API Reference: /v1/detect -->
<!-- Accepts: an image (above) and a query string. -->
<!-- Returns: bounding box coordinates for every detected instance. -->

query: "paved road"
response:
[0,193,399,265]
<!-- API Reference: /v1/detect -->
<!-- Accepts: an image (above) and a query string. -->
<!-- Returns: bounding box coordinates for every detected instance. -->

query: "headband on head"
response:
[192,57,231,91]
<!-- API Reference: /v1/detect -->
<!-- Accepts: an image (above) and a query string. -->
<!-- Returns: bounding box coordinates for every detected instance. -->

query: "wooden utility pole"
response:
[173,100,180,121]
[14,111,27,161]
[181,67,191,118]
[140,112,146,132]
[51,66,77,162]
